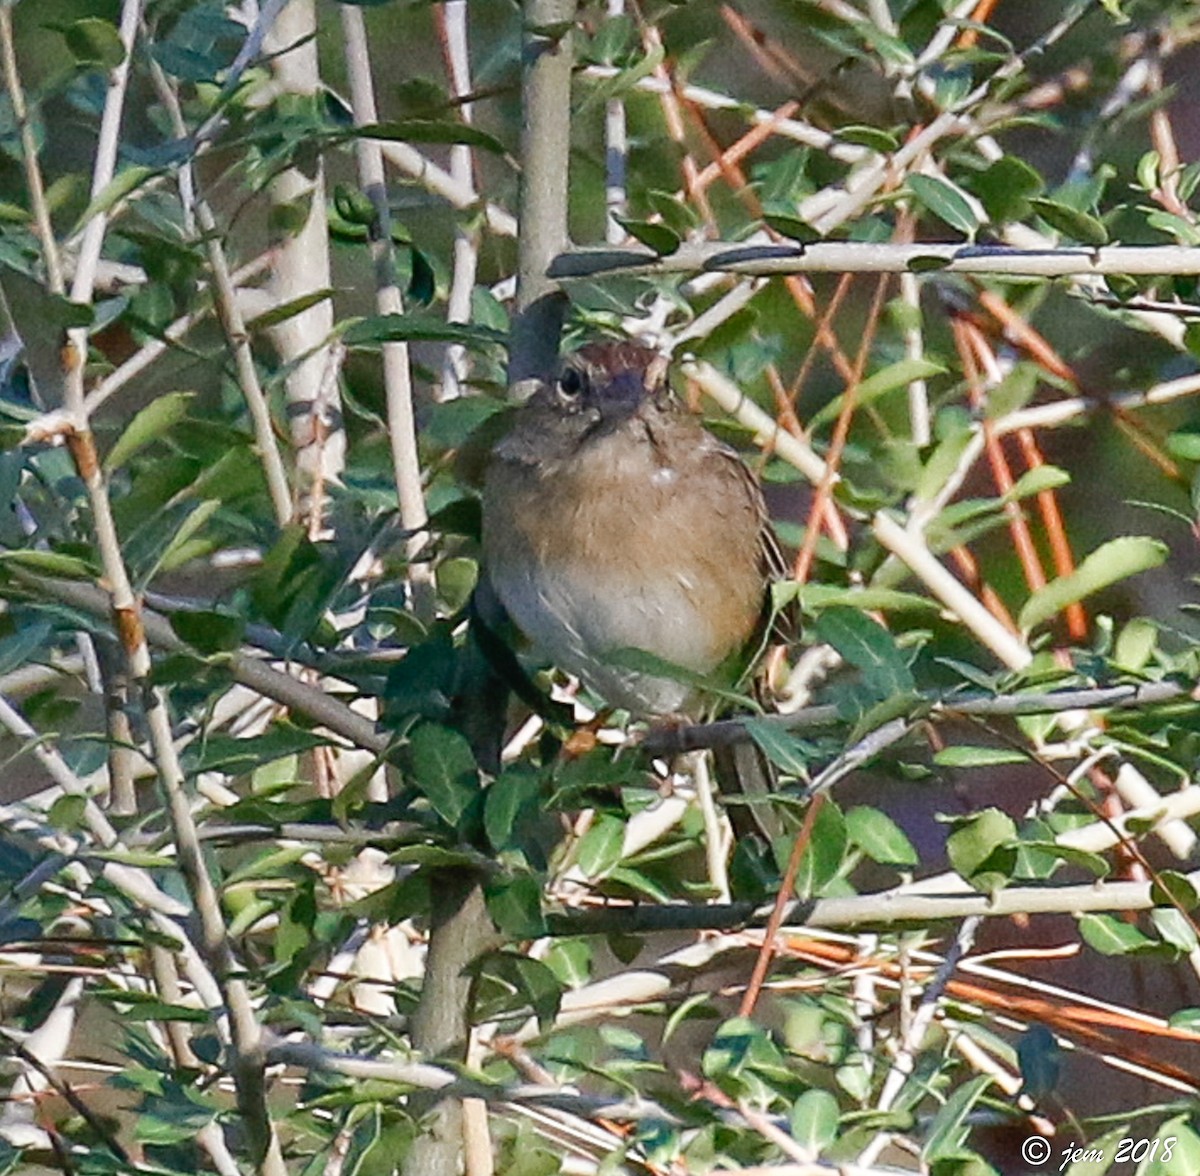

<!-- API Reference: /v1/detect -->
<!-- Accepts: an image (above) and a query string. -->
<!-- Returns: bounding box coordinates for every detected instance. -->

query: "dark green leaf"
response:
[168,608,245,655]
[1151,870,1199,910]
[762,212,819,242]
[351,120,506,154]
[908,175,978,236]
[970,156,1043,223]
[922,1075,993,1160]
[812,607,914,698]
[342,314,505,348]
[614,216,682,256]
[575,813,625,878]
[246,290,334,331]
[793,800,846,899]
[1029,197,1108,246]
[484,766,543,851]
[408,246,436,306]
[408,722,479,827]
[485,875,548,939]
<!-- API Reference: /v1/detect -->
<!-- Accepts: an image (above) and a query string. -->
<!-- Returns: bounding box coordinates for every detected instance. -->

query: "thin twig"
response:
[340,4,435,623]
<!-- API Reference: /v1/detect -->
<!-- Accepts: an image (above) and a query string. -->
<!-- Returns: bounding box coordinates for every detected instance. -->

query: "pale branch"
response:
[873,510,1032,671]
[544,865,1200,937]
[83,255,272,415]
[0,9,63,294]
[508,0,577,386]
[8,569,388,754]
[640,678,1187,757]
[550,240,1200,281]
[340,4,435,622]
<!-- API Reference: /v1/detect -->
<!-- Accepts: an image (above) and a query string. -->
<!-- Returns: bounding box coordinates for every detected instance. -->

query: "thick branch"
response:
[550,241,1200,280]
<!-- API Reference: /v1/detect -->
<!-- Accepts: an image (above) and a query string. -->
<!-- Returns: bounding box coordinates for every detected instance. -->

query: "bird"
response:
[480,338,784,727]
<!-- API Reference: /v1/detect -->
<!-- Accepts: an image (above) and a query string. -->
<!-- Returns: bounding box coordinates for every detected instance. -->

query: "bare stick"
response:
[0,10,63,293]
[551,239,1200,280]
[340,5,435,622]
[194,200,294,526]
[508,0,577,387]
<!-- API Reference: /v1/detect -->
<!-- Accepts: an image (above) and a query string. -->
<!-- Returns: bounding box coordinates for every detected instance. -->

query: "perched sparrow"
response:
[481,340,781,719]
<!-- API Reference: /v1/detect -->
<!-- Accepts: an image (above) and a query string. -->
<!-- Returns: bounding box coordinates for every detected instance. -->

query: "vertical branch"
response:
[262,0,342,510]
[404,6,577,1175]
[339,5,435,622]
[507,0,578,387]
[437,0,481,402]
[604,0,628,243]
[25,1,287,1167]
[0,9,63,294]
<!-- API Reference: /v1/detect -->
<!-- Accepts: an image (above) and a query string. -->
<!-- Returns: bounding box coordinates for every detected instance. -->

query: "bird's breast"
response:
[483,424,764,714]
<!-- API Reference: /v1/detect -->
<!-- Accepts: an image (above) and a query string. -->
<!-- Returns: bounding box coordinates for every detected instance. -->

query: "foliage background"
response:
[3,1,1200,1174]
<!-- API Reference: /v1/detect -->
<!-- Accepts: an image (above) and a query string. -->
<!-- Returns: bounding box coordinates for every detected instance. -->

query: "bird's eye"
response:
[558,367,586,401]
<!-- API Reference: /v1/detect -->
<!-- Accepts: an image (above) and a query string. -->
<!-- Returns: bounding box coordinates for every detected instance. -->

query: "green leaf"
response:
[72,165,157,232]
[1004,464,1070,499]
[970,156,1043,223]
[922,1075,993,1160]
[0,549,96,579]
[575,813,625,879]
[792,584,938,615]
[408,722,479,828]
[246,289,334,331]
[1166,427,1200,462]
[104,392,195,471]
[352,119,506,154]
[934,746,1027,768]
[790,1088,839,1154]
[812,606,914,698]
[484,766,542,851]
[945,808,1017,894]
[1151,908,1198,953]
[809,358,945,428]
[846,805,918,866]
[745,719,811,776]
[908,174,979,236]
[1018,536,1168,633]
[763,212,819,242]
[793,800,846,899]
[64,17,126,67]
[341,314,505,348]
[48,793,87,831]
[1140,1116,1200,1173]
[485,874,548,939]
[1078,913,1158,956]
[614,216,682,256]
[150,498,222,577]
[168,607,245,655]
[838,124,899,152]
[1151,870,1198,910]
[1029,197,1108,246]
[194,723,332,775]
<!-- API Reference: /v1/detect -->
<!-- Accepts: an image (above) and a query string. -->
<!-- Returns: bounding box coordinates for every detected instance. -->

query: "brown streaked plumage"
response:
[481,340,777,717]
